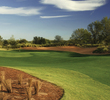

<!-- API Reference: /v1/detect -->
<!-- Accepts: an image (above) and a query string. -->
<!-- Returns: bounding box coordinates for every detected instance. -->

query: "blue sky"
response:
[0,0,110,41]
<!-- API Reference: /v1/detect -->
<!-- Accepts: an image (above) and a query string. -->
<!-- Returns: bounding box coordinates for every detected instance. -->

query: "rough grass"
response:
[0,50,110,100]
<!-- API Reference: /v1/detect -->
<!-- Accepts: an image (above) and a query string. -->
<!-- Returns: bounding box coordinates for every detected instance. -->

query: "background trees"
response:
[8,35,18,47]
[19,39,27,44]
[0,16,110,48]
[0,36,3,46]
[3,40,9,46]
[70,28,91,44]
[54,35,63,42]
[87,21,103,44]
[101,17,110,39]
[87,17,110,44]
[33,36,46,44]
[70,17,110,45]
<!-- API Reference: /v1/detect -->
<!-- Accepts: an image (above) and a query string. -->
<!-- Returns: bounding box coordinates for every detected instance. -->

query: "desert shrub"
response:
[17,44,21,47]
[81,44,92,47]
[21,44,26,47]
[93,47,104,53]
[93,46,109,53]
[81,44,100,47]
[75,44,81,47]
[92,44,99,47]
[43,44,49,47]
[0,45,2,48]
[33,44,37,47]
[67,43,73,46]
[26,44,30,47]
[103,47,109,52]
[86,44,92,47]
[108,46,110,50]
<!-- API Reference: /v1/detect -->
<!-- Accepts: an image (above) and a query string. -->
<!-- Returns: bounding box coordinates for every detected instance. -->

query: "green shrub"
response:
[21,44,26,47]
[92,44,99,47]
[26,44,30,47]
[103,47,108,52]
[93,47,104,53]
[93,46,109,53]
[81,44,92,47]
[85,44,92,47]
[0,45,2,48]
[75,44,81,47]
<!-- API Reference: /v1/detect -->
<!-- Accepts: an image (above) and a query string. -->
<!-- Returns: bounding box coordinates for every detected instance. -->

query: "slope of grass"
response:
[0,50,32,57]
[0,50,110,100]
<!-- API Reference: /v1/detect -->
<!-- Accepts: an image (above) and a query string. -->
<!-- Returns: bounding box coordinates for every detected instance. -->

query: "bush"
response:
[81,44,92,47]
[93,46,109,53]
[92,44,99,47]
[0,45,2,48]
[20,44,26,47]
[75,44,81,47]
[103,47,108,52]
[93,47,104,53]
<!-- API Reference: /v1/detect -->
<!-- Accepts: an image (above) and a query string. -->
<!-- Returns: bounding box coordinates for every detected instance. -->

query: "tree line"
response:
[0,16,110,48]
[70,17,110,45]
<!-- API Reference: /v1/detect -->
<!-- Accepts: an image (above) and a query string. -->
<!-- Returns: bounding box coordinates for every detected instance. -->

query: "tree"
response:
[19,39,27,44]
[87,21,103,44]
[101,17,110,38]
[33,36,39,44]
[9,40,17,46]
[8,35,17,47]
[33,36,46,44]
[0,36,3,45]
[104,35,110,45]
[87,17,110,44]
[3,40,9,46]
[9,35,15,41]
[70,28,91,44]
[40,37,46,44]
[54,35,63,42]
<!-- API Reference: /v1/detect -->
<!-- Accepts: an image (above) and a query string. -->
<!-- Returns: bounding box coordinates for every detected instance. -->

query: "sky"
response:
[0,0,110,41]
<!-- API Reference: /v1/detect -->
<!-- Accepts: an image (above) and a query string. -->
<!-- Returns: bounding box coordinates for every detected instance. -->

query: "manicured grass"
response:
[0,50,110,100]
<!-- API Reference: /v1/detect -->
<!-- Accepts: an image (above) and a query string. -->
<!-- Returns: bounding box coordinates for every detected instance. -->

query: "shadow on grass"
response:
[12,49,110,57]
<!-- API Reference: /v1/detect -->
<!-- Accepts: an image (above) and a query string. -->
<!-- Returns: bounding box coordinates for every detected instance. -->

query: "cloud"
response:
[0,6,43,16]
[40,0,106,11]
[40,15,70,18]
[90,11,95,15]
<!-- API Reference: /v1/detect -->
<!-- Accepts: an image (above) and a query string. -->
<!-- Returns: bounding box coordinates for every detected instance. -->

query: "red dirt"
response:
[22,46,110,55]
[0,67,64,100]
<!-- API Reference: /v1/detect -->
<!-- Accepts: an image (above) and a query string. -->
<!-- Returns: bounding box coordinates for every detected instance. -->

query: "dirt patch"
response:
[0,67,64,100]
[22,46,110,55]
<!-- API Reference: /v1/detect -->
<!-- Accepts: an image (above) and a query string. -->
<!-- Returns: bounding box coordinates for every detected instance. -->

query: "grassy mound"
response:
[0,50,110,100]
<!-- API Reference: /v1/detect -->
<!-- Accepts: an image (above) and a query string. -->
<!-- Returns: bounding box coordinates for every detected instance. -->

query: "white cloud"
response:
[0,6,42,16]
[40,0,106,11]
[90,11,95,15]
[40,15,70,18]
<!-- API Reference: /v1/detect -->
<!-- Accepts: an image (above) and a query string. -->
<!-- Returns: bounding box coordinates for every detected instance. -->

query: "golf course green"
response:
[0,49,110,100]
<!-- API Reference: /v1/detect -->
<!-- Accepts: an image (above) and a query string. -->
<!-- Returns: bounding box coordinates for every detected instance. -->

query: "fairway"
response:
[0,49,110,100]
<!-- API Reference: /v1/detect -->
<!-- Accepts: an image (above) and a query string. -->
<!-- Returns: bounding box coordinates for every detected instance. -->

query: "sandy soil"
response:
[22,46,110,55]
[0,67,64,100]
[22,46,97,55]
